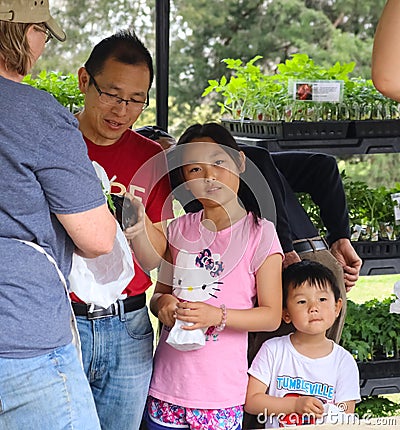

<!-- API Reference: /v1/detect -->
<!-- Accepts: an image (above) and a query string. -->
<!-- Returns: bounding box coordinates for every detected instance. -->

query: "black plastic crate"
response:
[221,119,283,139]
[349,119,400,138]
[352,240,400,260]
[282,120,350,140]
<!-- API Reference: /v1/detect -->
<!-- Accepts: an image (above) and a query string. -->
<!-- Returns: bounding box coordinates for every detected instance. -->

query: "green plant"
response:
[342,175,400,240]
[23,70,84,113]
[356,396,400,418]
[202,54,400,122]
[341,297,400,361]
[298,175,400,240]
[202,56,286,120]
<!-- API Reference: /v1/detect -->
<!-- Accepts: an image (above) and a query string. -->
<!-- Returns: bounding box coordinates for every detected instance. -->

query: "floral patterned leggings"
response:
[146,396,243,430]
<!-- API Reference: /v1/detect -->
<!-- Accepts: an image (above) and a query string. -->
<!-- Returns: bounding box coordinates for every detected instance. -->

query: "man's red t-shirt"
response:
[72,129,173,300]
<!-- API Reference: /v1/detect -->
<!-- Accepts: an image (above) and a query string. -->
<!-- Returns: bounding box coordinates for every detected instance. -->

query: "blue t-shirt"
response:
[0,76,105,358]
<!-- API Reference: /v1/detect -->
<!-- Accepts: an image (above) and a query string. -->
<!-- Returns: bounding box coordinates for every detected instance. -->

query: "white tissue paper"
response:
[166,319,206,351]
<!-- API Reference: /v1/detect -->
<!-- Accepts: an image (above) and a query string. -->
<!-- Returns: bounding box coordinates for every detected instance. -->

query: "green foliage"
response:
[356,395,400,418]
[23,71,84,113]
[203,56,286,120]
[338,154,400,190]
[202,54,398,121]
[343,175,400,239]
[341,297,400,361]
[35,0,155,75]
[298,174,400,239]
[276,52,355,82]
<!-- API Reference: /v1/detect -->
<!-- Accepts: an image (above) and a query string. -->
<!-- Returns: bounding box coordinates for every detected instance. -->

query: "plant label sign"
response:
[391,192,400,225]
[289,80,344,103]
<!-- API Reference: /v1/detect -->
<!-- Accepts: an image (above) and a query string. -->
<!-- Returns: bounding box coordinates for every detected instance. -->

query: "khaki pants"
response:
[243,249,346,430]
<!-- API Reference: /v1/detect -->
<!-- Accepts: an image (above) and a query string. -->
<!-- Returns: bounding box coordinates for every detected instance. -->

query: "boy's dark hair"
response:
[282,260,341,307]
[135,125,174,141]
[84,29,154,91]
[173,122,262,220]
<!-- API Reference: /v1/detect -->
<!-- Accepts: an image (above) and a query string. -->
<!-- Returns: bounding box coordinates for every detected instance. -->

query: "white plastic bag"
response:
[68,222,135,308]
[68,161,134,308]
[166,318,206,351]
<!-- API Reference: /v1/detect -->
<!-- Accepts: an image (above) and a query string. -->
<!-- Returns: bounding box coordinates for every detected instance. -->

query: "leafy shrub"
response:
[356,396,400,418]
[23,70,84,113]
[341,297,400,361]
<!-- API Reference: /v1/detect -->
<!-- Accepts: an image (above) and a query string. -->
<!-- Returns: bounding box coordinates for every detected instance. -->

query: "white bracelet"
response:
[215,304,227,332]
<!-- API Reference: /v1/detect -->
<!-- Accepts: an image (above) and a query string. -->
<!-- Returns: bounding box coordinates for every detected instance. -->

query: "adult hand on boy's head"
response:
[283,250,301,269]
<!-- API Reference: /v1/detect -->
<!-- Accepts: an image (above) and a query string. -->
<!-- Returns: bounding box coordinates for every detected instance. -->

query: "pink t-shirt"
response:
[149,211,283,409]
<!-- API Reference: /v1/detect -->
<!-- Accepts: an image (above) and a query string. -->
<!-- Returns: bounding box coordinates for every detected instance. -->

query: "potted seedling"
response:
[203,54,400,139]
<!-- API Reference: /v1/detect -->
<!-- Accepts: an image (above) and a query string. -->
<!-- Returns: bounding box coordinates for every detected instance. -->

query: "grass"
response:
[348,274,398,303]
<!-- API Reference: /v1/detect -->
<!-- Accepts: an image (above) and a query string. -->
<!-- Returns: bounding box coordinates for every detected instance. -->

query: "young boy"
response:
[245,260,360,428]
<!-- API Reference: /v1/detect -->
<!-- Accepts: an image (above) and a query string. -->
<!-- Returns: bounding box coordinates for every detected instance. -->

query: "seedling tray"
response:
[282,120,350,140]
[348,119,400,138]
[352,239,400,260]
[221,119,283,139]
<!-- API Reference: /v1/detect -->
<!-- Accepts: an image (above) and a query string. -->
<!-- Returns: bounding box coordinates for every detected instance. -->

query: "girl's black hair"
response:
[175,122,262,221]
[282,260,341,308]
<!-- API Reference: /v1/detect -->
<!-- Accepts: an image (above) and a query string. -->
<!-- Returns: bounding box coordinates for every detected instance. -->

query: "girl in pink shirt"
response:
[146,123,283,430]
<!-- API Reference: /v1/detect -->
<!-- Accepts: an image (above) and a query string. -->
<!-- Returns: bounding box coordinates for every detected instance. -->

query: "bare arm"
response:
[245,375,324,417]
[175,253,283,332]
[150,248,179,327]
[123,195,168,271]
[56,203,116,258]
[372,0,400,100]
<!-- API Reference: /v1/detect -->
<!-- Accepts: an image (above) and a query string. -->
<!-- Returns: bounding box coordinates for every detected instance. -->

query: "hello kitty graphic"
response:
[172,248,224,302]
[172,248,225,342]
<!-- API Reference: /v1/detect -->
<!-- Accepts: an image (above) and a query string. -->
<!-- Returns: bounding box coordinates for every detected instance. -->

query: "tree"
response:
[36,0,156,74]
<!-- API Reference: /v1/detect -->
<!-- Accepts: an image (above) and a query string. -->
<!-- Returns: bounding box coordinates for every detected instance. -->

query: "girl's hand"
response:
[294,396,324,417]
[157,294,179,327]
[175,301,223,330]
[123,193,145,240]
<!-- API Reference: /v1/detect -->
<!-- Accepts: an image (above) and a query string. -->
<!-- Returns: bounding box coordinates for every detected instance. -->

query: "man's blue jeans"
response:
[77,305,154,430]
[0,342,101,430]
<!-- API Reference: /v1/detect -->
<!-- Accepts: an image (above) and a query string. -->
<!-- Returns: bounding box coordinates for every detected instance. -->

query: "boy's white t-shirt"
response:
[248,334,360,428]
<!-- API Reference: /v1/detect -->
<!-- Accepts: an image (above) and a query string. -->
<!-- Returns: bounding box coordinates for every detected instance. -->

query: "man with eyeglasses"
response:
[73,29,174,430]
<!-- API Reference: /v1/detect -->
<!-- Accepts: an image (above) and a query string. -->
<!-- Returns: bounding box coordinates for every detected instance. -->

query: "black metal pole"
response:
[155,0,170,131]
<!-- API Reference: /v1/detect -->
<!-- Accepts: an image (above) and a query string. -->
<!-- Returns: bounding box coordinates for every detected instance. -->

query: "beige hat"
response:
[0,0,66,41]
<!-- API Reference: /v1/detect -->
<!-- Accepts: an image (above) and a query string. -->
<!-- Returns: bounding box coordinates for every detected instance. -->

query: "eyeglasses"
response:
[86,70,149,111]
[34,25,53,43]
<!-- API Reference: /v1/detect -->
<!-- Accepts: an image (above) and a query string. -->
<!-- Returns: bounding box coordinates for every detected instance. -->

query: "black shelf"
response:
[358,359,400,396]
[235,135,400,155]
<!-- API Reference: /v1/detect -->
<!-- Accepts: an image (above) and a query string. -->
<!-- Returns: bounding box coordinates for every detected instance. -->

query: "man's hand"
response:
[283,250,301,269]
[330,238,362,292]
